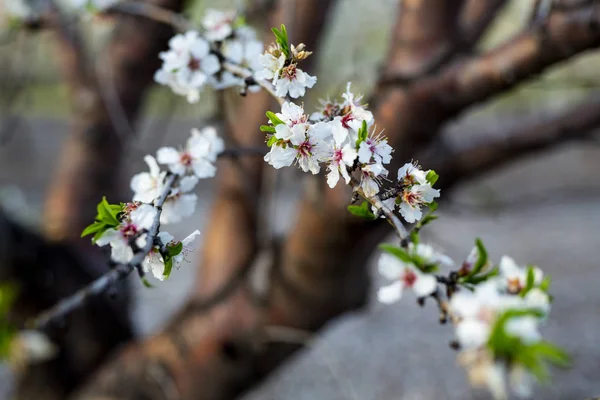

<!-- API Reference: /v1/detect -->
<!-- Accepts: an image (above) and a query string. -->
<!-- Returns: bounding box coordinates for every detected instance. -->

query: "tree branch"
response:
[426,94,600,189]
[31,174,177,331]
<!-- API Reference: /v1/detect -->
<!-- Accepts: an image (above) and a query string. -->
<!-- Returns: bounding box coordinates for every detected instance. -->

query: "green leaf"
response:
[467,238,488,277]
[81,221,106,238]
[426,170,439,186]
[260,125,276,133]
[428,201,438,212]
[271,24,290,57]
[162,257,174,280]
[167,242,183,258]
[379,244,412,264]
[540,276,551,292]
[355,120,368,147]
[266,111,285,126]
[233,15,246,28]
[464,266,499,285]
[141,277,154,288]
[416,214,438,229]
[410,230,419,245]
[347,201,377,220]
[266,135,278,147]
[530,341,571,368]
[520,266,536,297]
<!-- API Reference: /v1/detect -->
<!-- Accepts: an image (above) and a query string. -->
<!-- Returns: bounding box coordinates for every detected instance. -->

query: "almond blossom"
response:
[329,83,374,145]
[161,176,198,224]
[156,127,223,178]
[255,52,285,82]
[141,230,201,280]
[325,144,358,188]
[202,9,235,42]
[359,163,387,198]
[275,64,317,99]
[130,155,166,203]
[498,256,543,294]
[154,31,220,103]
[357,129,393,165]
[377,252,438,304]
[95,204,158,263]
[397,162,428,186]
[216,37,264,91]
[398,183,440,223]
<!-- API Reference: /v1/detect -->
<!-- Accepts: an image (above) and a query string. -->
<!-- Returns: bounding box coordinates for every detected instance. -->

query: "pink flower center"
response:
[188,57,201,71]
[180,152,193,166]
[332,149,343,164]
[507,277,522,294]
[402,189,420,206]
[340,113,354,129]
[282,65,297,81]
[402,269,417,287]
[297,140,312,157]
[120,223,138,238]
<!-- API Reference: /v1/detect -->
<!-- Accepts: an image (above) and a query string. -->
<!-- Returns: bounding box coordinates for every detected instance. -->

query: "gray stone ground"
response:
[1,117,599,400]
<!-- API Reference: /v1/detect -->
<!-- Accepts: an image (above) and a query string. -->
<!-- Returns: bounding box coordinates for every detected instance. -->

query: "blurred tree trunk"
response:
[4,1,184,399]
[37,1,600,399]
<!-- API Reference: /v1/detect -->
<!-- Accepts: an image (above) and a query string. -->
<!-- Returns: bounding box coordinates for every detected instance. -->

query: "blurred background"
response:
[0,0,599,399]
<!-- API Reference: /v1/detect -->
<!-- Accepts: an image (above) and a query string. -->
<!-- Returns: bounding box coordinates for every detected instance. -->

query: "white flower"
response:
[156,127,222,178]
[498,256,543,294]
[202,9,235,42]
[4,0,33,20]
[359,163,387,198]
[154,31,220,103]
[295,122,332,174]
[357,130,393,165]
[216,38,264,90]
[172,229,201,267]
[508,364,534,399]
[524,288,551,315]
[95,204,158,263]
[141,230,200,280]
[329,83,374,145]
[275,64,316,99]
[398,184,440,223]
[397,162,428,186]
[276,101,309,126]
[161,175,198,224]
[325,144,358,188]
[141,231,174,280]
[264,144,297,169]
[505,316,541,344]
[255,53,285,82]
[10,330,58,365]
[377,253,438,303]
[410,242,454,267]
[130,155,167,203]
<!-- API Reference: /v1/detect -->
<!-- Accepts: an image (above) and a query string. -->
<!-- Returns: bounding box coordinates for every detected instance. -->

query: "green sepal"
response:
[271,24,290,57]
[266,135,278,147]
[162,257,174,280]
[266,111,285,126]
[347,201,377,220]
[260,125,276,133]
[539,276,551,292]
[141,277,154,288]
[379,244,412,264]
[355,120,369,148]
[426,170,439,186]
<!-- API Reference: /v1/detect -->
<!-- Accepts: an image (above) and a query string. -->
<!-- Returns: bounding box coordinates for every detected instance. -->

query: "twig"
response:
[221,61,284,106]
[348,176,409,242]
[30,174,178,331]
[108,2,193,32]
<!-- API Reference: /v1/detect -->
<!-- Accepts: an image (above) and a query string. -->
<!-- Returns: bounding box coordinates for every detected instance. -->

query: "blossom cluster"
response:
[82,126,224,281]
[154,9,264,103]
[256,25,316,98]
[377,238,564,399]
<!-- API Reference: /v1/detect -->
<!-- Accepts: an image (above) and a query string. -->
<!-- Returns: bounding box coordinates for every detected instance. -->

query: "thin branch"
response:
[30,174,177,331]
[348,175,409,242]
[222,61,284,106]
[426,94,600,189]
[107,2,193,32]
